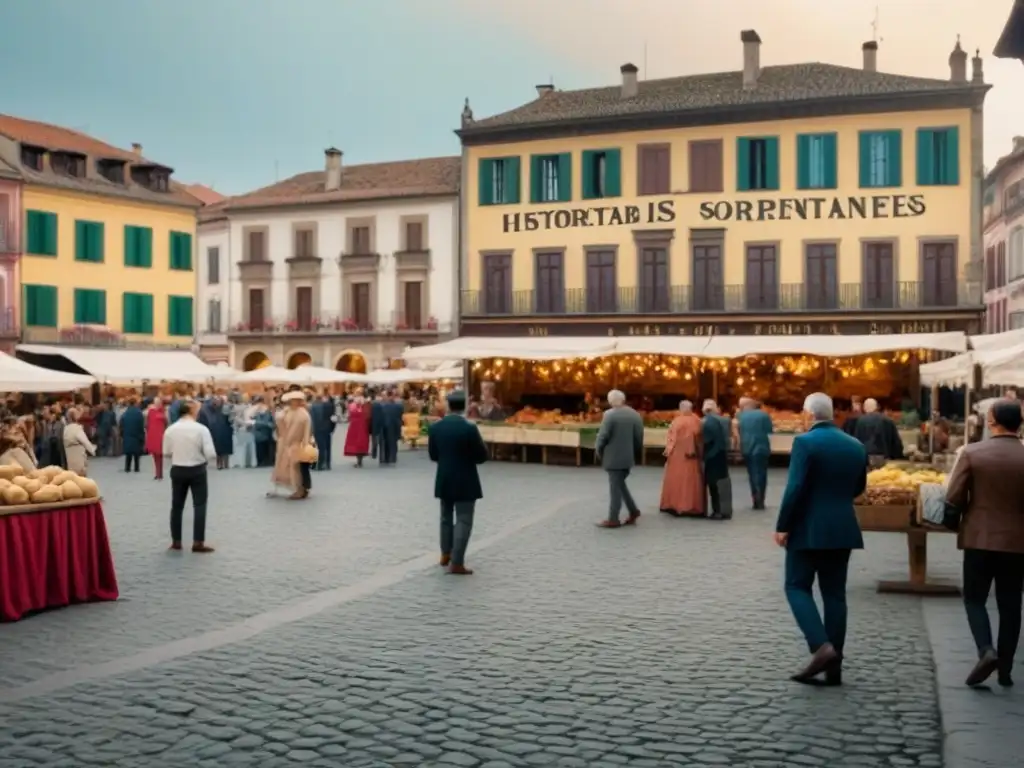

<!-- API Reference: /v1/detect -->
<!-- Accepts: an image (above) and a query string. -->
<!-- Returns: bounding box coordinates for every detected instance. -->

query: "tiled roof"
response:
[224,156,460,211]
[0,113,199,208]
[181,183,226,206]
[995,0,1024,59]
[0,155,19,180]
[463,63,983,133]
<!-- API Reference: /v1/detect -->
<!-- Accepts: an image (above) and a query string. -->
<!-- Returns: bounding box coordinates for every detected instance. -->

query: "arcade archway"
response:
[286,351,312,369]
[242,351,270,371]
[335,351,367,373]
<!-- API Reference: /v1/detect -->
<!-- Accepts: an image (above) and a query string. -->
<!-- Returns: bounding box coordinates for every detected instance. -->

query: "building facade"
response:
[457,33,988,340]
[219,150,459,371]
[0,115,200,349]
[196,203,230,363]
[0,158,22,353]
[982,138,1024,331]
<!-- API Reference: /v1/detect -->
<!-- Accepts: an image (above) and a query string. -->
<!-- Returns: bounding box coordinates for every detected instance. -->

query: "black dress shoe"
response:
[792,643,839,684]
[966,649,999,687]
[998,672,1014,688]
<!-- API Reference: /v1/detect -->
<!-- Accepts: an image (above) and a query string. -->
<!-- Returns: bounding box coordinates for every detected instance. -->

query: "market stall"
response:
[231,365,368,386]
[16,345,224,385]
[0,352,95,392]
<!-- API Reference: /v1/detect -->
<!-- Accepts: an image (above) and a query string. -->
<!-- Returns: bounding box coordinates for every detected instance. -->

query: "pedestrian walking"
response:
[702,400,732,520]
[776,392,866,686]
[427,391,488,575]
[162,401,216,553]
[945,398,1024,688]
[120,399,144,473]
[595,389,644,528]
[737,396,773,509]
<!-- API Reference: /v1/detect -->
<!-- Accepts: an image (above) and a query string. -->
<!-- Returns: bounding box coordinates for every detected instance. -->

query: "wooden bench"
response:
[855,504,960,596]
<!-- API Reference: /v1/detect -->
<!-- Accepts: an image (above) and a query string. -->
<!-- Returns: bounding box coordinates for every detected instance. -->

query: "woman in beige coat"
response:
[63,408,96,476]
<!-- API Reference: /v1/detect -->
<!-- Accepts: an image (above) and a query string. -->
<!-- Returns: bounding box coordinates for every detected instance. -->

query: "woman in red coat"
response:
[145,399,168,479]
[343,393,371,467]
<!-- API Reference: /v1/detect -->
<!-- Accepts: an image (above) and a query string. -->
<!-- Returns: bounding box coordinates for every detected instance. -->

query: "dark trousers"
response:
[963,548,1024,671]
[744,452,769,505]
[169,464,208,543]
[380,434,398,464]
[440,500,475,566]
[315,431,332,470]
[255,441,271,467]
[124,452,140,472]
[371,433,380,460]
[299,462,312,490]
[606,469,639,522]
[785,548,852,654]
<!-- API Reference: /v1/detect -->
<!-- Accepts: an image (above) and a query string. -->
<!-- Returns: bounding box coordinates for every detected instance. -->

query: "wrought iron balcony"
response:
[461,281,980,317]
[227,313,448,337]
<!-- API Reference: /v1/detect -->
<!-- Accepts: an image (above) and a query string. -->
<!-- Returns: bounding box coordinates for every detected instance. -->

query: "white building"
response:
[206,149,460,372]
[196,204,230,362]
[983,137,1024,332]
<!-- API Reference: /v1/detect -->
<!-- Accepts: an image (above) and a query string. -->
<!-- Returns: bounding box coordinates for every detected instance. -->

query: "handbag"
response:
[298,441,319,464]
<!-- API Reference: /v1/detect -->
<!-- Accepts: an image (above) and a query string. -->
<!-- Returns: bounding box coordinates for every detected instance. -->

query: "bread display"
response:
[0,464,101,507]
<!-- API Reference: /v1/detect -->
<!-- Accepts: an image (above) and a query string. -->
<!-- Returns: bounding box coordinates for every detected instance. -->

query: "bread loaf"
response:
[20,478,42,495]
[1,485,29,504]
[59,480,83,500]
[40,466,63,481]
[73,477,99,499]
[51,470,76,486]
[0,464,23,481]
[31,484,63,504]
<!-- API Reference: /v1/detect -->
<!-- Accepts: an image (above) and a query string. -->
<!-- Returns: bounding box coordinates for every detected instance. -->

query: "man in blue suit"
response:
[776,392,867,686]
[737,397,773,510]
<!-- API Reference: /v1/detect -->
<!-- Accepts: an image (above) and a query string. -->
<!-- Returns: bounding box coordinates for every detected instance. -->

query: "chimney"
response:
[972,48,985,83]
[949,36,967,82]
[535,84,554,98]
[131,143,143,156]
[324,147,342,192]
[1014,136,1024,153]
[741,30,761,88]
[862,40,878,72]
[620,63,638,98]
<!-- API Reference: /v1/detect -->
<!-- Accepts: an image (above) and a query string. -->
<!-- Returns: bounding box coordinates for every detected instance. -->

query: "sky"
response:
[1,0,1022,195]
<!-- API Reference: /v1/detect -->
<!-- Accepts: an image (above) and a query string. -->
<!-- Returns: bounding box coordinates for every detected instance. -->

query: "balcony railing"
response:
[227,312,448,336]
[21,325,191,349]
[461,281,980,317]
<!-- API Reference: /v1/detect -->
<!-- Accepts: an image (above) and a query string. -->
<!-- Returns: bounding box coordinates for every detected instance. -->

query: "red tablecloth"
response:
[0,502,119,622]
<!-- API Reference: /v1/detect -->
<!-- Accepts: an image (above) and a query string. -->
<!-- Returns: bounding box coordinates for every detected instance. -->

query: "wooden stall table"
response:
[0,498,118,622]
[855,502,959,596]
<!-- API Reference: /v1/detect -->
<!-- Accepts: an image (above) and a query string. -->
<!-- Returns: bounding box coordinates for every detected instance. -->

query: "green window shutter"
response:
[24,285,58,327]
[74,220,87,261]
[822,133,838,188]
[885,130,902,186]
[477,159,493,205]
[74,289,87,323]
[27,211,58,256]
[529,155,543,203]
[505,157,521,203]
[123,293,154,334]
[764,137,780,190]
[736,138,751,191]
[858,132,872,187]
[581,150,596,199]
[74,289,106,324]
[123,293,135,333]
[604,149,622,197]
[557,153,572,202]
[943,127,960,185]
[45,212,58,255]
[141,294,154,334]
[168,296,193,336]
[140,227,153,267]
[91,222,104,262]
[178,233,192,269]
[124,226,136,266]
[916,129,935,185]
[796,135,811,190]
[169,233,179,269]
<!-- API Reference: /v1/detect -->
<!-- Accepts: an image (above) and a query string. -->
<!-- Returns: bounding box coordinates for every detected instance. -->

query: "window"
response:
[405,221,424,251]
[804,244,838,310]
[122,292,154,334]
[483,253,512,314]
[637,144,670,195]
[986,245,997,292]
[351,283,371,327]
[692,244,724,311]
[23,284,58,327]
[73,288,106,324]
[124,225,153,268]
[797,134,838,190]
[921,241,957,307]
[859,130,902,187]
[1006,181,1024,213]
[998,242,1007,287]
[169,231,193,270]
[294,228,314,259]
[688,140,723,193]
[1010,227,1024,280]
[745,245,778,311]
[534,251,564,314]
[530,153,571,203]
[248,289,265,329]
[863,242,895,308]
[207,246,220,284]
[585,250,617,313]
[403,281,423,328]
[736,137,780,192]
[582,149,622,199]
[207,298,221,333]
[51,152,85,178]
[639,248,669,312]
[916,127,960,186]
[74,220,104,262]
[25,210,58,256]
[168,295,194,336]
[246,230,266,262]
[351,226,371,254]
[478,157,521,206]
[295,286,313,331]
[98,160,126,184]
[20,145,43,171]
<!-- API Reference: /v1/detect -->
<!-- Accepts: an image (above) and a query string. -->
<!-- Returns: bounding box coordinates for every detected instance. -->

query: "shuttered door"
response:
[922,242,957,307]
[639,248,668,312]
[534,252,564,314]
[296,286,313,330]
[586,251,617,313]
[249,289,265,329]
[805,244,838,310]
[404,281,423,328]
[483,254,512,314]
[745,246,778,311]
[352,283,371,328]
[863,244,895,309]
[692,245,723,311]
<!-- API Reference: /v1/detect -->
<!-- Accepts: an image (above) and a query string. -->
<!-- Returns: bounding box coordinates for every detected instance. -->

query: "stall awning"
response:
[702,331,967,358]
[402,336,617,362]
[16,345,221,385]
[921,339,1024,388]
[0,352,94,392]
[232,365,368,385]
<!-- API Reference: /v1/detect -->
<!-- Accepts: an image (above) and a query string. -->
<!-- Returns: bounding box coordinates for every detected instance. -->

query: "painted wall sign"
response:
[698,194,926,222]
[502,201,675,233]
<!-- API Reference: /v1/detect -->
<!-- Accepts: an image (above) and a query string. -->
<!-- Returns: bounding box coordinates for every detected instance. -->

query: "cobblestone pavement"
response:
[0,440,979,766]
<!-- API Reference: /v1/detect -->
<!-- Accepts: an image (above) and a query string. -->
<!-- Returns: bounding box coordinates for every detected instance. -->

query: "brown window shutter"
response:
[656,147,670,193]
[637,147,650,195]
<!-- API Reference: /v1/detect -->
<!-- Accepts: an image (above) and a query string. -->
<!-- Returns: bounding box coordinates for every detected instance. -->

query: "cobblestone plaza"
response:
[0,439,1019,767]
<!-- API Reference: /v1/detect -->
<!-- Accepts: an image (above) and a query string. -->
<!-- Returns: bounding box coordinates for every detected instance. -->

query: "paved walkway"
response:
[0,441,1016,766]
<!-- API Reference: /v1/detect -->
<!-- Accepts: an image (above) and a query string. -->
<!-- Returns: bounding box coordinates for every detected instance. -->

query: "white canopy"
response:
[920,339,1024,388]
[363,366,464,384]
[17,345,222,385]
[232,365,368,385]
[969,328,1024,351]
[401,336,617,362]
[0,352,94,392]
[702,331,967,359]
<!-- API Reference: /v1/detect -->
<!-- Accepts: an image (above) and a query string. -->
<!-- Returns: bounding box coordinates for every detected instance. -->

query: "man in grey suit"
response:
[595,389,645,529]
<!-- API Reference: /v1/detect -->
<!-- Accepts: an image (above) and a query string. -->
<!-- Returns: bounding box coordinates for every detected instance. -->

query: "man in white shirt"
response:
[162,400,217,553]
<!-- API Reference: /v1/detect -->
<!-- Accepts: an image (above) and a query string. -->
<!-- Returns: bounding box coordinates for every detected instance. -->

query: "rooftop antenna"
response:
[871,6,883,44]
[643,41,648,79]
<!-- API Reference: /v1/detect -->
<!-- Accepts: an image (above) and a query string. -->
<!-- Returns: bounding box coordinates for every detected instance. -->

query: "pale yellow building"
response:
[457,32,989,339]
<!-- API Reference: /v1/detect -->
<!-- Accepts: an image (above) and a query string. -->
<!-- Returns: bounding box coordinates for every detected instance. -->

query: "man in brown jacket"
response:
[946,399,1024,687]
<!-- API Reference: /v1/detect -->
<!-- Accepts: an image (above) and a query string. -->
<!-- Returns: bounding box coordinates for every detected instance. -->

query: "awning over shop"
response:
[16,345,222,385]
[402,336,617,362]
[612,336,712,355]
[702,331,967,359]
[231,365,368,385]
[920,339,1024,388]
[0,352,94,392]
[363,366,464,384]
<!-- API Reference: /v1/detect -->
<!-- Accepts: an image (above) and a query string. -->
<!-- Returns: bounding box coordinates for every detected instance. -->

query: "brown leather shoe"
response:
[966,649,998,687]
[596,520,622,528]
[623,512,641,525]
[448,564,473,575]
[439,553,451,567]
[192,543,216,554]
[168,542,182,551]
[791,643,839,683]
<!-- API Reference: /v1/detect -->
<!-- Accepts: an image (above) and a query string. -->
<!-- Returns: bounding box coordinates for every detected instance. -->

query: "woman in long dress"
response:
[343,393,371,467]
[62,408,96,476]
[659,400,705,516]
[145,400,168,479]
[271,391,312,499]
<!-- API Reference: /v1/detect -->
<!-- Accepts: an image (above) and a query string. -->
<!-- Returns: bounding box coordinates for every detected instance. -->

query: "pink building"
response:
[0,158,21,352]
[983,138,1024,332]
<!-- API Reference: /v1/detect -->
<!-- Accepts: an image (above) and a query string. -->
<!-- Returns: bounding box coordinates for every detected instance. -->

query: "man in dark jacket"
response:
[120,399,146,473]
[370,391,385,462]
[427,391,488,575]
[311,394,335,471]
[776,392,867,686]
[852,398,904,464]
